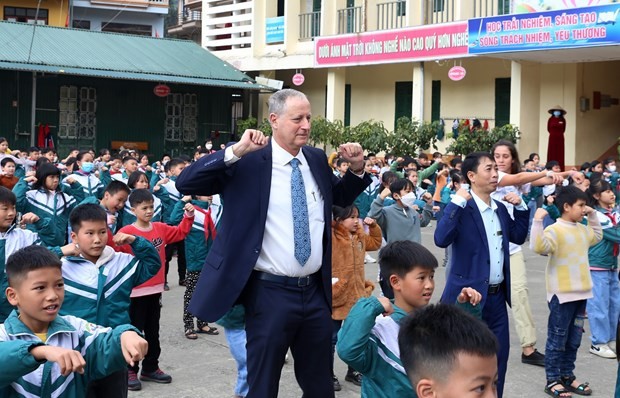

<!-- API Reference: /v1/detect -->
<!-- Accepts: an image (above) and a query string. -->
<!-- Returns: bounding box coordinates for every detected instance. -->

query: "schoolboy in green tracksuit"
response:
[0,245,148,398]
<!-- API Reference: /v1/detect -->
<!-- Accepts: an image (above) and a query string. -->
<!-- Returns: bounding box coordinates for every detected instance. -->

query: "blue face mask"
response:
[553,111,562,117]
[81,162,94,173]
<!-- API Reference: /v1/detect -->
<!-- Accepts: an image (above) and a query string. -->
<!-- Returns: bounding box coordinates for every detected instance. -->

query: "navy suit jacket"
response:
[434,199,529,308]
[175,143,371,321]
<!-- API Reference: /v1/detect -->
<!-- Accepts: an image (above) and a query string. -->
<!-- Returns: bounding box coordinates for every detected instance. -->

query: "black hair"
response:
[178,154,191,163]
[402,156,417,169]
[162,153,171,160]
[528,152,539,161]
[367,153,376,158]
[381,171,397,186]
[65,157,77,170]
[35,157,50,169]
[544,160,559,171]
[389,178,414,196]
[450,157,462,168]
[110,154,122,162]
[378,240,437,281]
[28,146,40,154]
[398,303,498,387]
[492,139,521,175]
[41,147,56,155]
[168,158,186,170]
[523,158,534,166]
[69,203,107,232]
[417,153,428,160]
[0,137,8,145]
[555,185,588,214]
[461,152,494,185]
[32,163,61,191]
[99,148,110,157]
[0,186,16,206]
[336,158,349,168]
[604,157,616,167]
[588,160,601,173]
[449,170,464,185]
[6,246,62,287]
[332,205,359,222]
[122,156,137,164]
[580,162,591,171]
[127,171,149,190]
[198,147,209,154]
[0,157,15,167]
[76,151,91,162]
[405,168,418,179]
[104,180,130,196]
[587,178,613,207]
[129,189,154,208]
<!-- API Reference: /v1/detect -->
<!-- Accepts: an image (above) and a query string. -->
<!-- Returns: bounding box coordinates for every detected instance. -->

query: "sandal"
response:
[185,329,198,340]
[544,380,572,397]
[561,376,592,396]
[196,325,219,335]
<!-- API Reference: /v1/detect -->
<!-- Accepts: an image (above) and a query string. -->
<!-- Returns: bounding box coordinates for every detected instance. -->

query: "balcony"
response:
[425,0,511,24]
[377,0,406,31]
[203,0,253,51]
[169,8,201,37]
[337,6,362,34]
[90,0,169,8]
[299,11,320,41]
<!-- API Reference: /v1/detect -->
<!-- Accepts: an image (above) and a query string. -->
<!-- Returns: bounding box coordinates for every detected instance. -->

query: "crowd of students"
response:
[0,133,619,398]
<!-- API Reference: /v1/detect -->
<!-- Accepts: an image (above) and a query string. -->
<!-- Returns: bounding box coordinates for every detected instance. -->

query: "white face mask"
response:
[205,144,213,150]
[400,192,418,208]
[609,165,617,172]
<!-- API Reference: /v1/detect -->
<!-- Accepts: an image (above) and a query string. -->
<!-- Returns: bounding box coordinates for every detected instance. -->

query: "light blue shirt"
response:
[452,192,504,284]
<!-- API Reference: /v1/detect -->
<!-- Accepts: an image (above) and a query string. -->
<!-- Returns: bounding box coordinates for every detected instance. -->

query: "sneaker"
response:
[609,340,617,353]
[364,253,376,263]
[140,368,173,383]
[590,343,617,359]
[333,375,342,391]
[164,283,170,291]
[345,370,362,386]
[128,369,142,391]
[521,349,545,367]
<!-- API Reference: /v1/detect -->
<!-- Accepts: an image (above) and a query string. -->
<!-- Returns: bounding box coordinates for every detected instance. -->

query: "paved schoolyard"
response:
[133,224,617,397]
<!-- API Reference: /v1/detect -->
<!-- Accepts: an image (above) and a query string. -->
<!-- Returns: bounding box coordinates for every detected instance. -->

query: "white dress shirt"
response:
[225,140,324,277]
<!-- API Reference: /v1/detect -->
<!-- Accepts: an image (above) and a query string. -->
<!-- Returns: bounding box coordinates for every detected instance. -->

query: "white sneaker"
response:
[609,340,617,353]
[364,253,376,263]
[590,343,617,359]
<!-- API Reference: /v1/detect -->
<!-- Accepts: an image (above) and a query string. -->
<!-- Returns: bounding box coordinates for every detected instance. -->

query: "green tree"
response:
[348,120,389,154]
[446,122,520,156]
[236,117,272,136]
[387,117,439,156]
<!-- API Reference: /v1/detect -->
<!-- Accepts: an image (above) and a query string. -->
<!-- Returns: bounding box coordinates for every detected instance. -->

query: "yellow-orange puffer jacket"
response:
[331,220,382,320]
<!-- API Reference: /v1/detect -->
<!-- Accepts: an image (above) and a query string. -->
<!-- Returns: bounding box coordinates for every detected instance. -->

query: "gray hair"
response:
[268,89,308,116]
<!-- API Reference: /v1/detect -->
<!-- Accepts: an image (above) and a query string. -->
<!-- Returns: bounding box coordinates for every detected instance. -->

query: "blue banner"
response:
[468,3,620,54]
[266,17,285,44]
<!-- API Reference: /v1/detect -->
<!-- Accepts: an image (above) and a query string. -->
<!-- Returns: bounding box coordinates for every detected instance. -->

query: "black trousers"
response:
[86,369,128,398]
[128,293,162,374]
[243,275,334,398]
[165,241,186,282]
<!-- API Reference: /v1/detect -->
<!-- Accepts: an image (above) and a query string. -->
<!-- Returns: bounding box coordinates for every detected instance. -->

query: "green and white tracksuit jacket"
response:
[0,311,139,398]
[0,224,60,323]
[13,179,79,246]
[59,237,160,328]
[337,296,414,398]
[62,172,104,203]
[169,197,222,272]
[155,177,182,225]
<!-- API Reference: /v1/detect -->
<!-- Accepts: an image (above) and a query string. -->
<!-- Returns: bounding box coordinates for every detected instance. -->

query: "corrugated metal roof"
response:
[0,21,264,89]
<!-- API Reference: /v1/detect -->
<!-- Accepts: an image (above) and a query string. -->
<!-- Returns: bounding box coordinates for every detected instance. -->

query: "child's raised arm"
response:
[530,208,556,255]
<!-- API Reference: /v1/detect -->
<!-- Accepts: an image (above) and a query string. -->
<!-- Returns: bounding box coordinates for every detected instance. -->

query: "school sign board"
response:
[468,3,620,54]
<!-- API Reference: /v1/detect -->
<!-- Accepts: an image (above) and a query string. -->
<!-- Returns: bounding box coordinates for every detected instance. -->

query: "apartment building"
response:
[1,0,69,27]
[71,0,168,36]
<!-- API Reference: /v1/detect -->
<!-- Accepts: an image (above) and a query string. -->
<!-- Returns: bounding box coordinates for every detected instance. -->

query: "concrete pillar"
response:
[510,60,541,159]
[284,0,302,51]
[411,62,427,121]
[322,0,347,36]
[457,0,476,21]
[407,0,424,26]
[326,68,346,121]
[253,0,278,56]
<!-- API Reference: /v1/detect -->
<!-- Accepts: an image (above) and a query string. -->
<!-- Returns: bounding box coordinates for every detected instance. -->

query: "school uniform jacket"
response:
[62,172,104,202]
[59,237,160,328]
[0,311,138,398]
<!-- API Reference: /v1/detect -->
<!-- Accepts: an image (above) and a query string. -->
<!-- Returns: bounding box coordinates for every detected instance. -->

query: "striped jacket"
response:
[0,225,46,322]
[13,180,78,246]
[156,177,182,224]
[0,311,138,398]
[62,172,104,202]
[169,196,222,272]
[59,236,160,328]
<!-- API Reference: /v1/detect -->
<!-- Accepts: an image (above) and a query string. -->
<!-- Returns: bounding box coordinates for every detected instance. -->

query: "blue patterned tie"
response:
[290,158,311,266]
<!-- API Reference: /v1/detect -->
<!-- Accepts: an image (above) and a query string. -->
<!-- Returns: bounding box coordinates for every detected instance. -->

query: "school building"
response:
[204,0,620,166]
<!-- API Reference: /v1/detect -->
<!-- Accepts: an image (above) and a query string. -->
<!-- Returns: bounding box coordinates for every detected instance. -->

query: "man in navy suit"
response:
[176,89,371,397]
[434,152,528,398]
